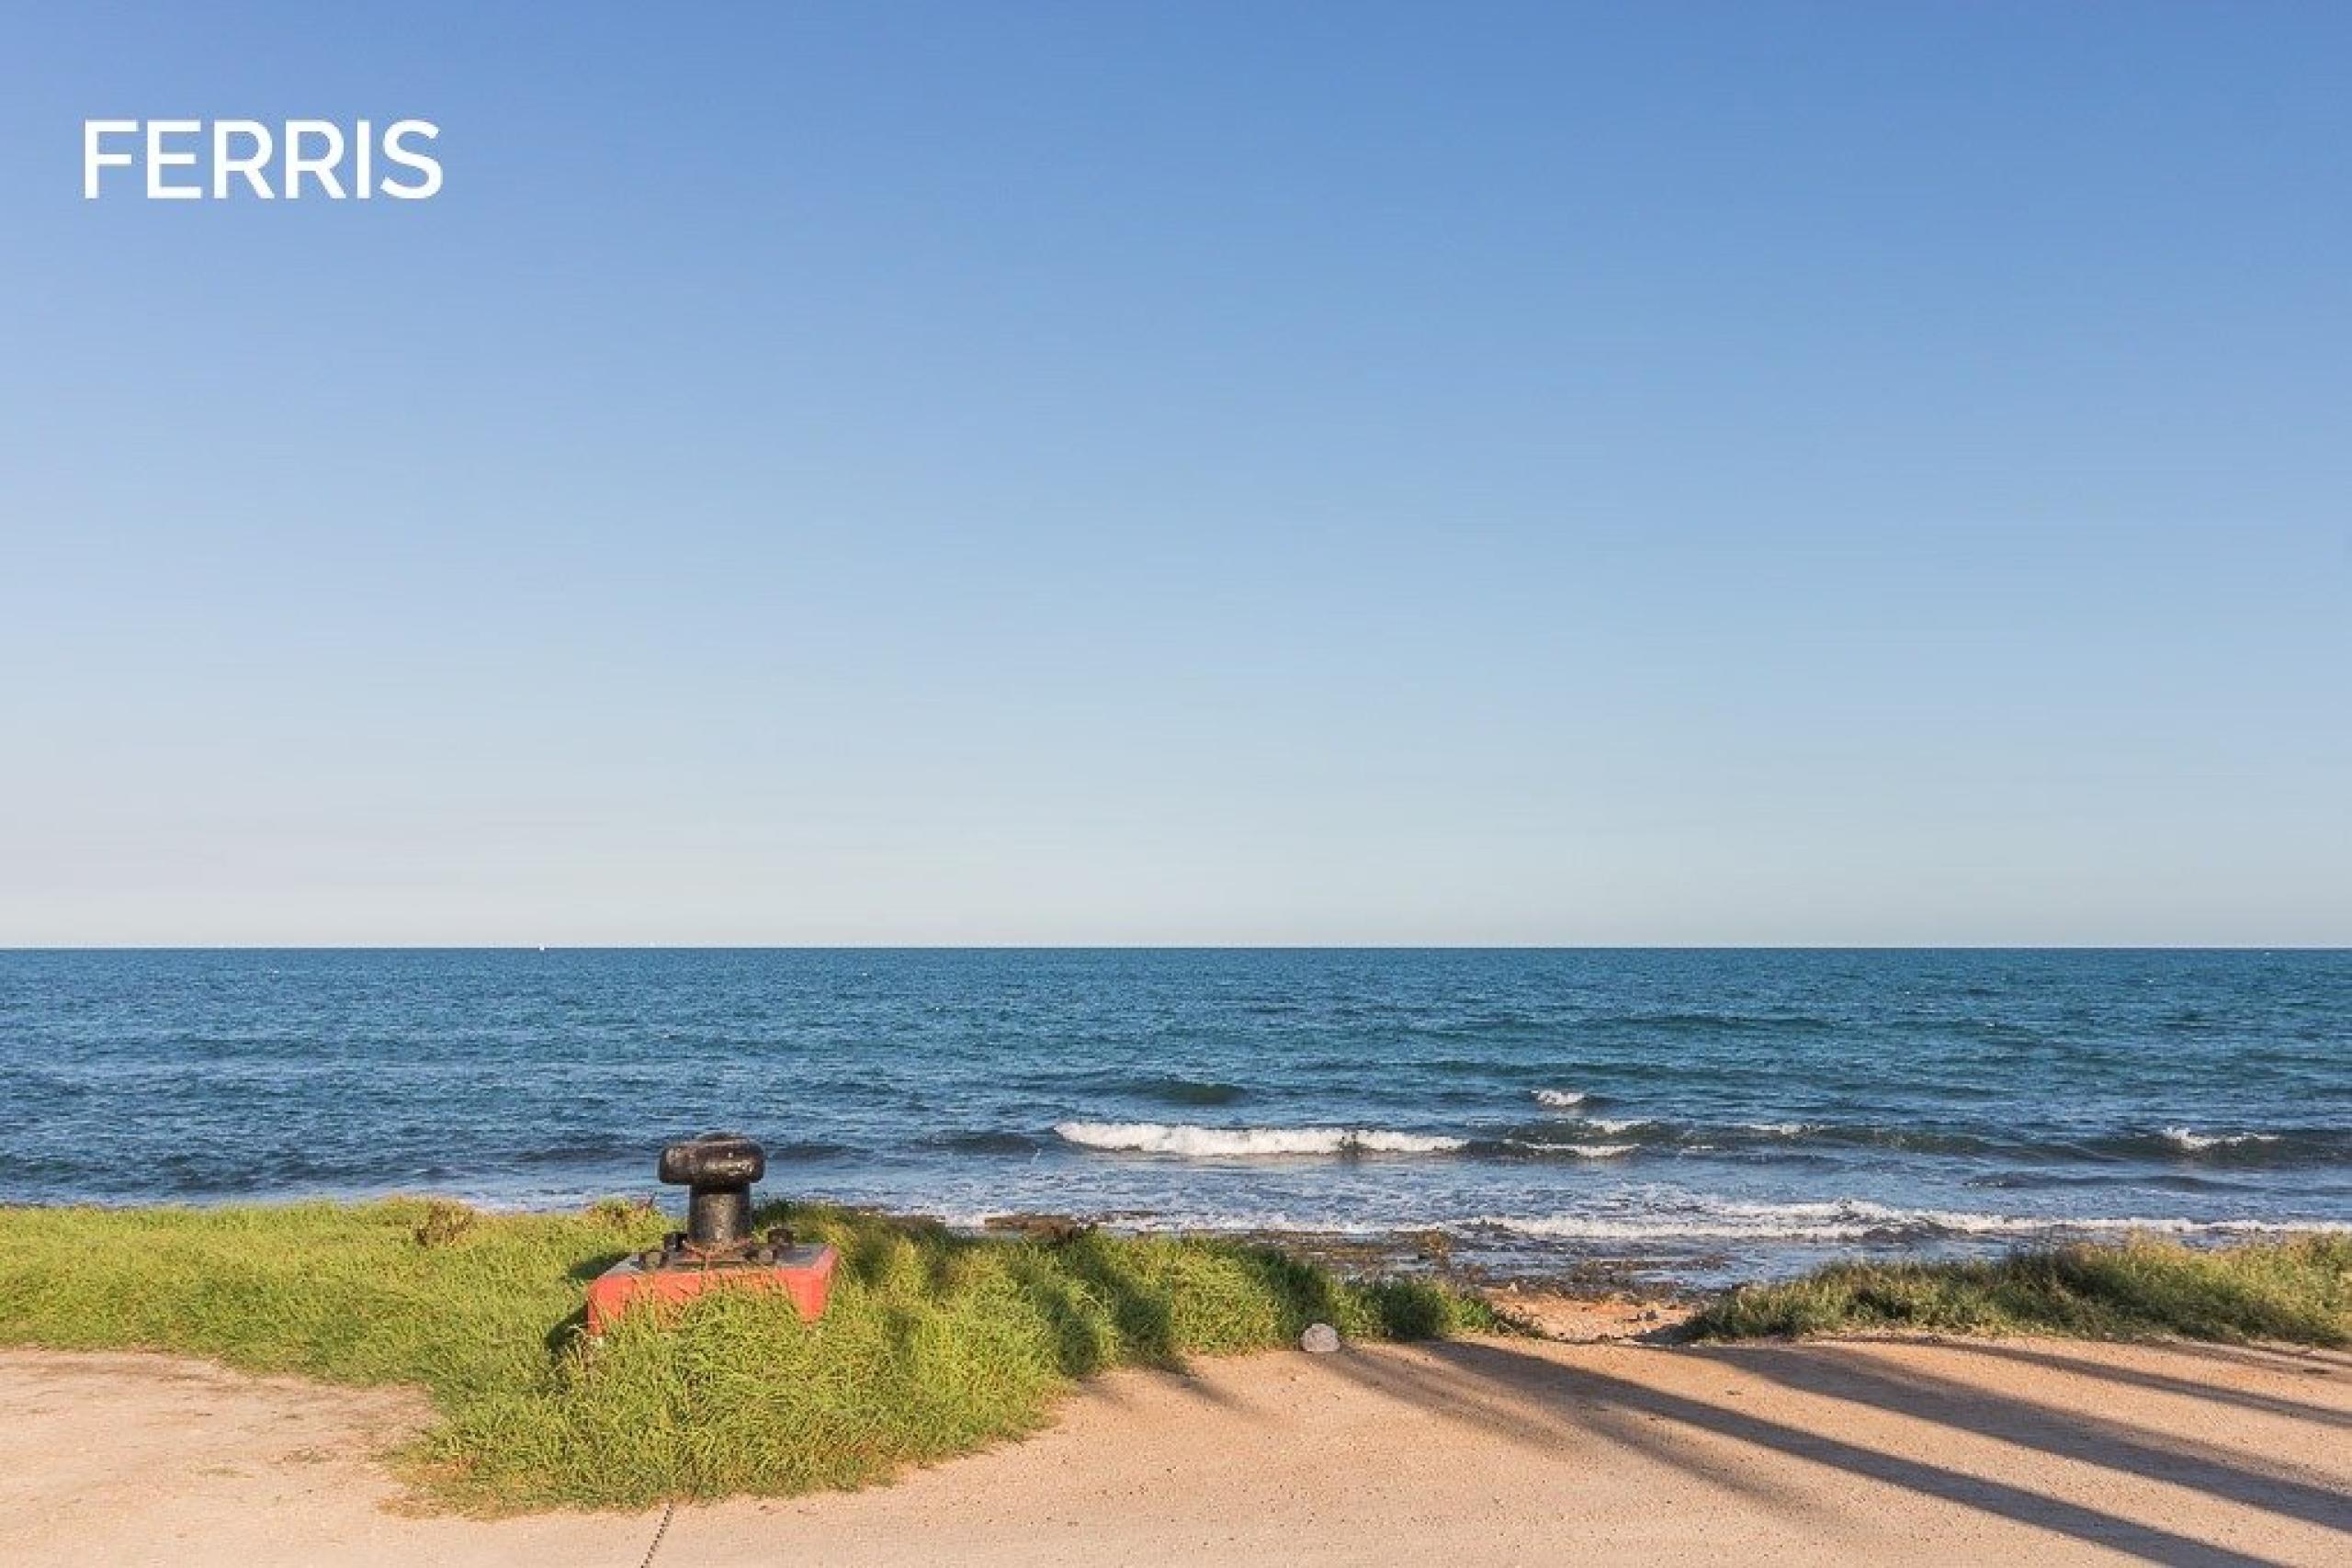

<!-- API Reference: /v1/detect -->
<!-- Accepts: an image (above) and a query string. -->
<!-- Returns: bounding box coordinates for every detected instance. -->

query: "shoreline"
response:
[982,1212,1713,1338]
[17,1187,2344,1297]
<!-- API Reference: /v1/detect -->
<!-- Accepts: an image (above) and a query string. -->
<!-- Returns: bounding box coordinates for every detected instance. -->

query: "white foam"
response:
[2159,1126,2281,1152]
[1578,1117,1647,1135]
[1738,1122,1823,1138]
[1561,1143,1637,1159]
[1532,1089,1588,1109]
[1470,1198,2352,1245]
[1053,1121,1465,1157]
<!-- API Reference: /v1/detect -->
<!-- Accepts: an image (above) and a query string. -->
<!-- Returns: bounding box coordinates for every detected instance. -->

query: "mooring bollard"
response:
[657,1132,765,1257]
[583,1131,840,1334]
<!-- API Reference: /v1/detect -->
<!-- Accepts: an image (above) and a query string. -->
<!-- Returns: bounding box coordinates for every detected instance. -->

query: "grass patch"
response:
[1690,1234,2352,1346]
[0,1199,1497,1511]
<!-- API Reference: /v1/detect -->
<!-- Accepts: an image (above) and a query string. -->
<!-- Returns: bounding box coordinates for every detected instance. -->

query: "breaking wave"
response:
[2068,1127,2342,1166]
[1038,1113,2344,1169]
[1575,1117,1650,1135]
[1053,1121,1465,1157]
[2158,1126,2282,1153]
[1532,1089,1588,1109]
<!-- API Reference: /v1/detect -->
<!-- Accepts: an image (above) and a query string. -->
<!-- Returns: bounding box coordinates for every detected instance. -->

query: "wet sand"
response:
[3,1335,2346,1565]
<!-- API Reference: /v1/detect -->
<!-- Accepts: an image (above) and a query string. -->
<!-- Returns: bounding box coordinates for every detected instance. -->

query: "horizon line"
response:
[5,943,2346,954]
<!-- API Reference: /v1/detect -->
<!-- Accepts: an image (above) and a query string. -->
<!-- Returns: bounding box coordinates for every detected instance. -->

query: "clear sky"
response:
[3,3,2346,945]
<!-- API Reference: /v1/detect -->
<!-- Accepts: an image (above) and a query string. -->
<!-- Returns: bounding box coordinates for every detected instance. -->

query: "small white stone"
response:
[1300,1322,1341,1354]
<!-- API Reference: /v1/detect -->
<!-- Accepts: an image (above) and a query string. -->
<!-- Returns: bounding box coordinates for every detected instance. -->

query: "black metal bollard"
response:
[658,1133,765,1251]
[589,1130,835,1331]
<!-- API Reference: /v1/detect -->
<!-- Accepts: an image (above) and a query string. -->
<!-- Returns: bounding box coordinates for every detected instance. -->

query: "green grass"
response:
[1689,1233,2352,1346]
[0,1199,1497,1511]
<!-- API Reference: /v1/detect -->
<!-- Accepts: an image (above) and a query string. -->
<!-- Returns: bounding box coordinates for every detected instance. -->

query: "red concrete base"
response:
[585,1243,839,1335]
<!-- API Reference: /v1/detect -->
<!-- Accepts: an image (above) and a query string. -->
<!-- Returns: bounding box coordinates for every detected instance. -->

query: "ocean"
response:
[2,949,2345,1284]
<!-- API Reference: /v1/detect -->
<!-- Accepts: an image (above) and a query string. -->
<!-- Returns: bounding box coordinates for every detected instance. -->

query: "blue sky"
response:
[3,3,2346,944]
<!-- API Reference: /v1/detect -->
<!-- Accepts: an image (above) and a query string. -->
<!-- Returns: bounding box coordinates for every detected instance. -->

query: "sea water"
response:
[2,949,2345,1283]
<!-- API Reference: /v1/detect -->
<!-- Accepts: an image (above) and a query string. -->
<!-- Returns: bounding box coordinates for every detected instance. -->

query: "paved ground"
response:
[3,1335,2347,1565]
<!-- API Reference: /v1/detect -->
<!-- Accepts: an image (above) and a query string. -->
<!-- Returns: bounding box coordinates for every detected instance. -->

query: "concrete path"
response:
[4,1335,2347,1565]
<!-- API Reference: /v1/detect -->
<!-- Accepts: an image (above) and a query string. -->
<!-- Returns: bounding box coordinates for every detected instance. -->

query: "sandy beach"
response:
[6,1334,2346,1567]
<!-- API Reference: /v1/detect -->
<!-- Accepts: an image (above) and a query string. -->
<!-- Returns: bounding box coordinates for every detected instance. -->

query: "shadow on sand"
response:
[1312,1337,2349,1566]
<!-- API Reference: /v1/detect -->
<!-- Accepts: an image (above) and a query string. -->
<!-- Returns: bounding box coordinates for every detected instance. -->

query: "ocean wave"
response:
[1053,1121,1465,1157]
[1469,1199,2352,1246]
[1621,1120,2001,1156]
[1035,1109,2339,1171]
[1577,1117,1650,1135]
[1798,1125,2005,1156]
[1477,1131,1656,1163]
[2158,1126,2282,1153]
[1498,1117,1909,1157]
[1532,1089,1588,1109]
[1966,1170,2245,1196]
[2073,1127,2341,1167]
[1528,1116,2338,1166]
[1131,1077,1249,1107]
[925,1131,1043,1156]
